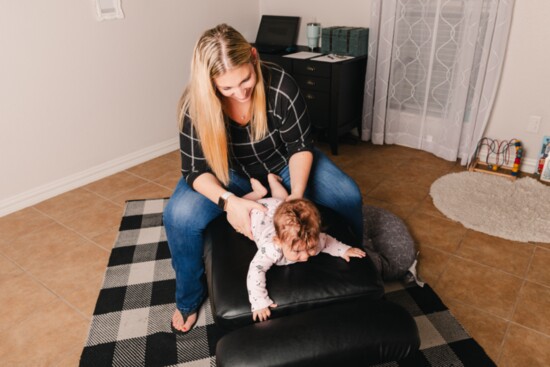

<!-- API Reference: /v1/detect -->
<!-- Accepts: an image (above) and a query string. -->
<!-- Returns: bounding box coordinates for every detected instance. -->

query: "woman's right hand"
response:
[225,196,267,240]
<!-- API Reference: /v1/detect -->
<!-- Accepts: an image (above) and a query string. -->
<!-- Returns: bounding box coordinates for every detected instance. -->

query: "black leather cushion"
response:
[216,298,420,367]
[204,205,384,330]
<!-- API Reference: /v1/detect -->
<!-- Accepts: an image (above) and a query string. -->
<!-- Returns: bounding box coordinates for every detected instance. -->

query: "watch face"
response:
[218,192,233,211]
[218,196,225,210]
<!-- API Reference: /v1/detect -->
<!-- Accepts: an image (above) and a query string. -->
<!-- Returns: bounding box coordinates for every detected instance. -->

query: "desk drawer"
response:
[303,90,330,128]
[294,75,331,93]
[261,55,293,73]
[293,60,331,77]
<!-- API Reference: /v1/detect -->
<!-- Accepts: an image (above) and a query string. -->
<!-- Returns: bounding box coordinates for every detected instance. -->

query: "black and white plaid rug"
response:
[80,199,495,367]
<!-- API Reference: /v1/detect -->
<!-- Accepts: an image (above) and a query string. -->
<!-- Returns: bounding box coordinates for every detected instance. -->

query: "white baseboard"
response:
[0,137,179,217]
[475,154,537,175]
[1,138,537,218]
[520,157,537,174]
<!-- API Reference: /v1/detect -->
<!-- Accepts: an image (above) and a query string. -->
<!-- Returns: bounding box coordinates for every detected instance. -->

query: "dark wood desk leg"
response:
[330,64,340,155]
[330,123,338,155]
[330,139,338,154]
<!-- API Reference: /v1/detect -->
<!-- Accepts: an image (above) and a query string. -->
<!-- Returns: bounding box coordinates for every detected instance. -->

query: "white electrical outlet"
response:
[527,115,542,133]
[95,0,124,21]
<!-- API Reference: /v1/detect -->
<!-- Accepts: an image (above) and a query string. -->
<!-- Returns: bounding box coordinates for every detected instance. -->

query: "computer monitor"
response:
[254,15,300,54]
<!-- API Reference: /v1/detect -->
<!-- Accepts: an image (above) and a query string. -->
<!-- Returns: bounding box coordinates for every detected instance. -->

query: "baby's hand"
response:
[342,247,366,262]
[252,303,277,322]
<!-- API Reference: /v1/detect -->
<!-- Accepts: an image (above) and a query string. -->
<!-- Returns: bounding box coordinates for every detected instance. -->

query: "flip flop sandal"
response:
[171,311,197,335]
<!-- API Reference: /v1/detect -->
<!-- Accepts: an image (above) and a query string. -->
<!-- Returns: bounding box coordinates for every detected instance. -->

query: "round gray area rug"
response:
[430,171,550,243]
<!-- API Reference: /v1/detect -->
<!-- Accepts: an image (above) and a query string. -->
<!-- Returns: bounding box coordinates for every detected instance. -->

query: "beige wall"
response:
[260,0,371,45]
[486,0,550,171]
[1,0,548,216]
[263,0,550,172]
[0,0,259,215]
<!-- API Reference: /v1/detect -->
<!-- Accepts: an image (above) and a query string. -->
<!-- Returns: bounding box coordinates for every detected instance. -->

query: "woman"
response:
[164,23,363,334]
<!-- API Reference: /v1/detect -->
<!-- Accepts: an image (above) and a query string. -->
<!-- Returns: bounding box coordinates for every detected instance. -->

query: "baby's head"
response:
[273,199,321,262]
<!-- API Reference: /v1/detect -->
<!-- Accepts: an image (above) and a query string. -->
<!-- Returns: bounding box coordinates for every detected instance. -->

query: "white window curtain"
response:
[362,0,515,165]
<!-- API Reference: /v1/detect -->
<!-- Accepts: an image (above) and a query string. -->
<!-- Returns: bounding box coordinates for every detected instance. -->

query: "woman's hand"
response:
[285,192,303,201]
[287,151,313,201]
[252,303,277,322]
[225,196,267,239]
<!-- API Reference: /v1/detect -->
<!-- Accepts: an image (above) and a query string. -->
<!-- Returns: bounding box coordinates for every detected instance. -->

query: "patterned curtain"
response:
[362,0,515,165]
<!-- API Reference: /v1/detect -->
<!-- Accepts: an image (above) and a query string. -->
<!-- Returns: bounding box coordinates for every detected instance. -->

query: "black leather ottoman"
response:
[204,205,384,330]
[216,298,420,367]
[203,206,420,365]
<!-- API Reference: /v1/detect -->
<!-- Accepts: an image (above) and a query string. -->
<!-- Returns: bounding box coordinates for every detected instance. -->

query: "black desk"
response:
[259,47,367,155]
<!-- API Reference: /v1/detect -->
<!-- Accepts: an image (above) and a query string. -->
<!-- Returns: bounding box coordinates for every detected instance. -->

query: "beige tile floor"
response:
[0,142,549,366]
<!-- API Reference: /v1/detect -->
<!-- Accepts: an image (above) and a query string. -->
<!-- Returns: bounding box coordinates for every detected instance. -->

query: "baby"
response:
[243,174,366,322]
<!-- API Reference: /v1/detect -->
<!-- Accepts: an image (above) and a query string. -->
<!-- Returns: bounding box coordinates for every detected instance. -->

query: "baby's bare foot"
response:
[250,178,268,198]
[267,173,282,185]
[268,174,288,200]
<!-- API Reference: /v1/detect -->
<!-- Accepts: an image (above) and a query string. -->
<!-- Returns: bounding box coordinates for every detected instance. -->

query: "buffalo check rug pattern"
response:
[79,199,495,367]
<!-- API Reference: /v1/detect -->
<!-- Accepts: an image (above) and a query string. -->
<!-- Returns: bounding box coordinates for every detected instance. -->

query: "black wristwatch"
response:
[217,191,234,211]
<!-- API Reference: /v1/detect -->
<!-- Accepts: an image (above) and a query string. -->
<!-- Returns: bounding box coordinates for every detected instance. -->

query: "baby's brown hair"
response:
[273,199,321,252]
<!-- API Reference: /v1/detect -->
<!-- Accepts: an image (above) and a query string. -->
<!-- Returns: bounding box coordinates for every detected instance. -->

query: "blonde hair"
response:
[178,24,268,185]
[273,199,321,252]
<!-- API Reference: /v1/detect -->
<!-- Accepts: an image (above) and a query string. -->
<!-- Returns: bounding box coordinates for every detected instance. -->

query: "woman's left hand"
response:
[286,151,313,202]
[225,196,266,239]
[285,192,303,201]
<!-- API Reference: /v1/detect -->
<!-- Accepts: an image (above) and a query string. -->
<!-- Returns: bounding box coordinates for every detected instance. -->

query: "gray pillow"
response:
[362,205,417,280]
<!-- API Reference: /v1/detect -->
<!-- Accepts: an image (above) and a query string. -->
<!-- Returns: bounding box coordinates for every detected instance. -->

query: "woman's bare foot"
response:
[268,174,288,200]
[171,309,197,334]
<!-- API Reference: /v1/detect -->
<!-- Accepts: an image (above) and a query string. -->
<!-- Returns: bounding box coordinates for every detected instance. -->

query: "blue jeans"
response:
[163,149,363,314]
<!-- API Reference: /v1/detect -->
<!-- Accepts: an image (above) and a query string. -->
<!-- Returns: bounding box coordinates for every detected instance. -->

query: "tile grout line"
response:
[32,203,114,253]
[495,244,537,364]
[2,143,548,364]
[0,251,93,325]
[421,238,535,281]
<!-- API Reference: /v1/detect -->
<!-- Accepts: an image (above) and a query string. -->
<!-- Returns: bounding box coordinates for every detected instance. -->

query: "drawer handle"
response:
[305,93,316,100]
[306,65,316,72]
[306,80,316,86]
